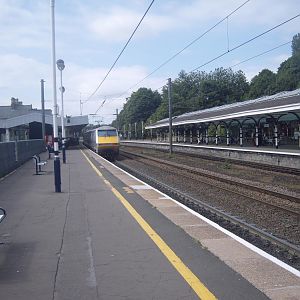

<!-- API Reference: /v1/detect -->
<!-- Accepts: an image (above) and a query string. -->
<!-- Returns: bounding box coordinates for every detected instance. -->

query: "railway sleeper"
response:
[115,161,300,269]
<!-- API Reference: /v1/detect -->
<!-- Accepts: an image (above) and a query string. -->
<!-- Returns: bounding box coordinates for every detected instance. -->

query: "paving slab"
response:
[0,148,284,299]
[93,149,300,300]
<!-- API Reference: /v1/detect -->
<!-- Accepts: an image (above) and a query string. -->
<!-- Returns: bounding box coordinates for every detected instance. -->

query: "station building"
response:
[0,97,89,142]
[146,89,300,150]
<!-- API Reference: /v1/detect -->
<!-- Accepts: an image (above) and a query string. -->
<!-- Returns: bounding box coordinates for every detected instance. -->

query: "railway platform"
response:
[0,148,299,299]
[120,140,300,170]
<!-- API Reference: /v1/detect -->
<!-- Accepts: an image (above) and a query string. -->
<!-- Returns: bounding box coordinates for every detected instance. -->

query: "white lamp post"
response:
[50,0,61,192]
[56,59,66,163]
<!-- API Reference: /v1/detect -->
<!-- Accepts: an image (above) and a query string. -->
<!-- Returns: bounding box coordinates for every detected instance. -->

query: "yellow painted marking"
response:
[98,136,118,144]
[123,187,135,194]
[81,150,217,300]
[81,152,103,177]
[104,179,111,186]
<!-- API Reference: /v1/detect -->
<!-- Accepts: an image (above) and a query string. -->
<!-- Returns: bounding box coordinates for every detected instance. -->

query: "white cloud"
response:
[85,1,246,43]
[0,54,48,88]
[86,6,174,42]
[0,1,49,49]
[63,63,165,122]
[0,51,164,124]
[0,0,298,124]
[270,53,290,66]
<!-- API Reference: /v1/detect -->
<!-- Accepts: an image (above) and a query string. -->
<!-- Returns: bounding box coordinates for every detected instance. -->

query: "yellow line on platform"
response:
[81,150,217,300]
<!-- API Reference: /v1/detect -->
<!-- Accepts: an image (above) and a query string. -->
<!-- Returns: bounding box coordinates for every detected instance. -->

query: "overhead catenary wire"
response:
[191,13,300,72]
[85,0,155,104]
[95,34,294,116]
[153,15,299,94]
[116,0,250,98]
[95,99,106,114]
[95,12,299,116]
[230,41,292,68]
[94,0,250,115]
[95,97,124,114]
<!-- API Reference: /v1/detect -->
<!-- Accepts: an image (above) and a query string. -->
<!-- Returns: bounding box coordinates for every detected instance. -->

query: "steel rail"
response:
[120,149,300,212]
[121,143,300,175]
[114,159,300,260]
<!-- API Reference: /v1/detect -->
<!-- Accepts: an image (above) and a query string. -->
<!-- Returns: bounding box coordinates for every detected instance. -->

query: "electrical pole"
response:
[115,109,119,131]
[41,79,46,143]
[168,78,173,154]
[80,93,83,115]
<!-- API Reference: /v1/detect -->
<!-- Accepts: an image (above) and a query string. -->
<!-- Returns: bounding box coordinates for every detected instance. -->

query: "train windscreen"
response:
[98,130,117,137]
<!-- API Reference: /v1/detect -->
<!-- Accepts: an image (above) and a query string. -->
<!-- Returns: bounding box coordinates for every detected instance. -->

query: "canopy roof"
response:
[146,89,300,129]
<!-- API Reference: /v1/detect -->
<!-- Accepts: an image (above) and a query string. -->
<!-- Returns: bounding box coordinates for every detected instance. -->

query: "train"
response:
[83,126,120,160]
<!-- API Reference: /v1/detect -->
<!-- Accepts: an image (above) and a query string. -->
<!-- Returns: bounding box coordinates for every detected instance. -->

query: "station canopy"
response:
[146,89,300,129]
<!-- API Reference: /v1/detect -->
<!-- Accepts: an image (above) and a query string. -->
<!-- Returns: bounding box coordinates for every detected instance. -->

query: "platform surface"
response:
[0,148,299,299]
[121,139,300,155]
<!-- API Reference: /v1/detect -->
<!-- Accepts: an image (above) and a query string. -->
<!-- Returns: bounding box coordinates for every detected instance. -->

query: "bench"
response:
[0,208,6,224]
[32,155,47,175]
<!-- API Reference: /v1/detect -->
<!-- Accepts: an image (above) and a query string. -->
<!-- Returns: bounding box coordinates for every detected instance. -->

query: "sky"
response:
[0,0,299,124]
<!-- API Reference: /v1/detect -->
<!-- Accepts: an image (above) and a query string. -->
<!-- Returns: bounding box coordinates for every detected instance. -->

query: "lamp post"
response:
[56,59,66,163]
[50,0,61,192]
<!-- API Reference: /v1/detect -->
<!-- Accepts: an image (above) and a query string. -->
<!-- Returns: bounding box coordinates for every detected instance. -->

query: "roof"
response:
[97,125,117,130]
[0,106,52,119]
[84,126,118,134]
[146,89,300,129]
[0,112,89,129]
[0,99,89,129]
[65,115,89,127]
[0,98,52,120]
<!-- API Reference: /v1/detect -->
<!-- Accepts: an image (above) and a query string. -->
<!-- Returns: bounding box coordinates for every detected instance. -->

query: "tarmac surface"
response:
[0,147,299,299]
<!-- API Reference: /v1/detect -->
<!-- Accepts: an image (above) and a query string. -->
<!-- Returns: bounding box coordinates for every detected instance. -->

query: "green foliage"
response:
[207,124,226,136]
[147,68,249,123]
[245,35,300,97]
[292,33,300,56]
[113,88,161,129]
[247,69,276,98]
[222,160,232,170]
[113,33,300,128]
[276,53,300,92]
[208,123,216,136]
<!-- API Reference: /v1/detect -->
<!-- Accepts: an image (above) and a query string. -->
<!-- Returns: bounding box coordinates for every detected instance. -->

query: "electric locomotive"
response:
[83,126,119,160]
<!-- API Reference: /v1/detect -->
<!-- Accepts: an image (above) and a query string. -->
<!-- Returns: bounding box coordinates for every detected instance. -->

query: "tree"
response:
[292,33,300,56]
[276,53,300,92]
[148,68,249,123]
[197,68,248,108]
[112,88,161,129]
[248,69,276,98]
[116,34,300,127]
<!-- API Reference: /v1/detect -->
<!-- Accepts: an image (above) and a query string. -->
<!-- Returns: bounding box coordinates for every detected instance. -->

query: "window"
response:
[98,130,117,137]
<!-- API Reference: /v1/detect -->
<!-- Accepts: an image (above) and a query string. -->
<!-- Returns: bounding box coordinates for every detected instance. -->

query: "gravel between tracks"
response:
[121,146,300,194]
[119,146,300,247]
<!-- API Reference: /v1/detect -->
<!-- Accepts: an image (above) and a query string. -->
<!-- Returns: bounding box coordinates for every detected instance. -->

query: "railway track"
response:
[120,149,300,216]
[114,157,300,270]
[121,143,300,176]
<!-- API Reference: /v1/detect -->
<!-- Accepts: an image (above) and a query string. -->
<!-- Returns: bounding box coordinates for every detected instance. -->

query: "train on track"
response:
[83,126,119,160]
